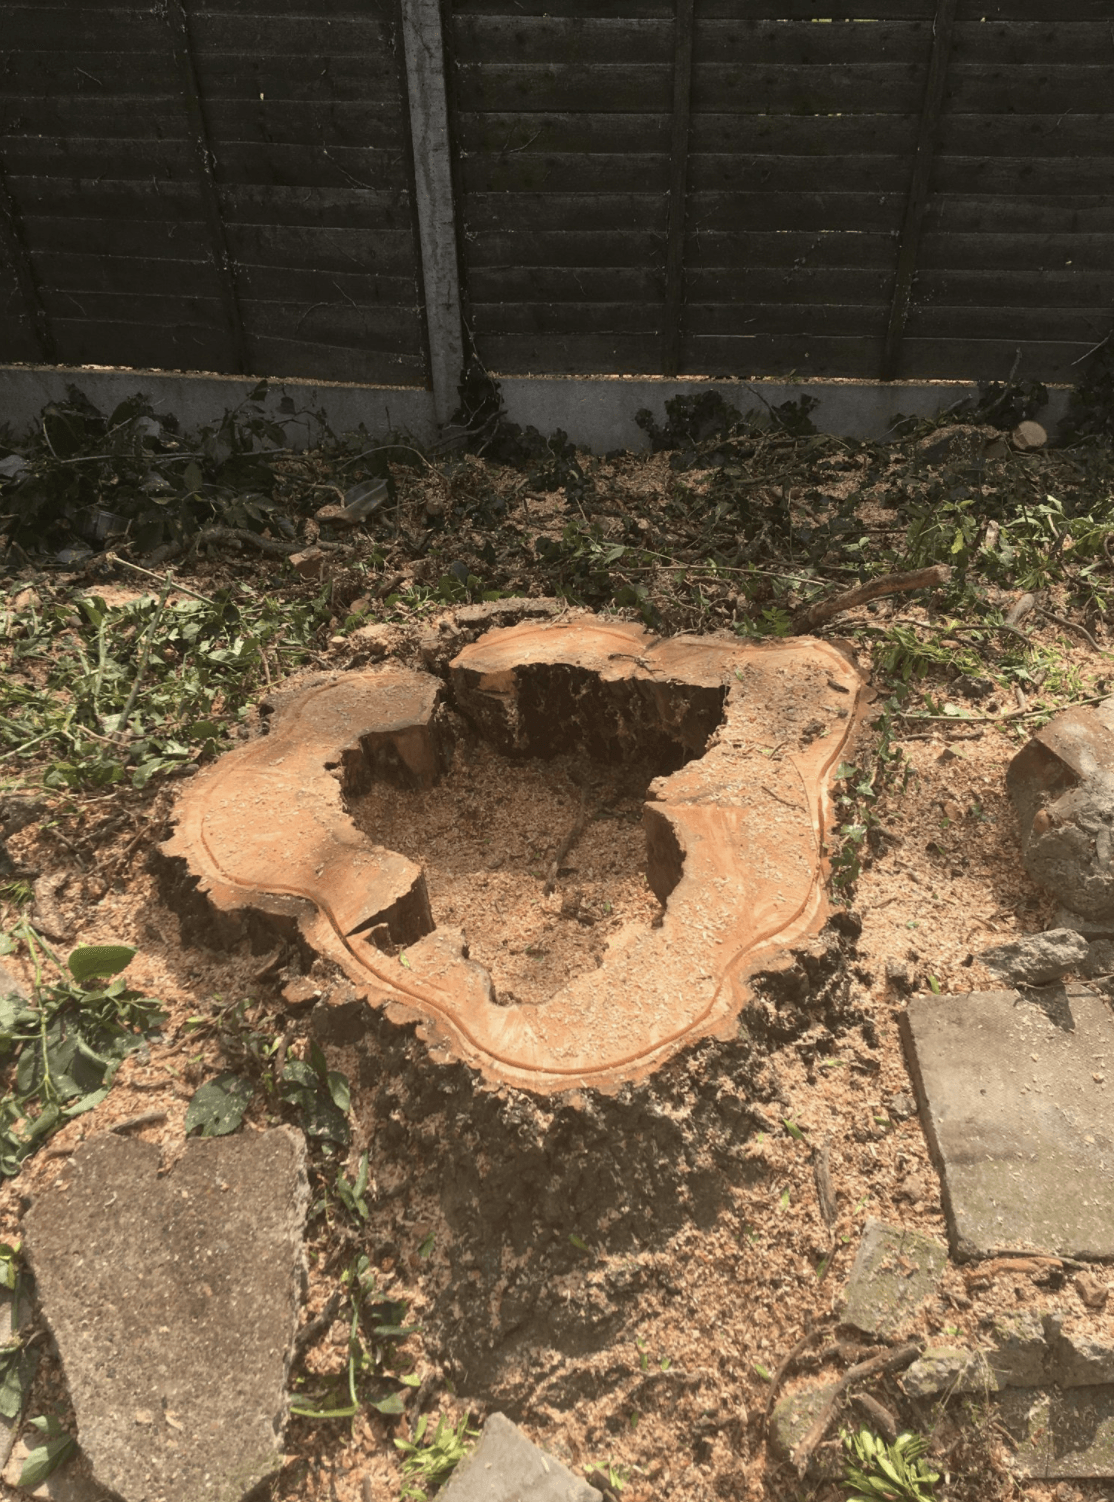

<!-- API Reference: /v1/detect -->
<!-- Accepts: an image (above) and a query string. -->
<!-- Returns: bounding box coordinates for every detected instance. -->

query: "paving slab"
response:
[996,1386,1114,1478]
[900,987,1114,1259]
[840,1220,947,1337]
[438,1412,598,1501]
[22,1128,308,1502]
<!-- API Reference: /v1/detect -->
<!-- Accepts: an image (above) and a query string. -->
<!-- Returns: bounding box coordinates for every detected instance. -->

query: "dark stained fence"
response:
[1,0,1113,393]
[0,0,427,383]
[448,0,1114,384]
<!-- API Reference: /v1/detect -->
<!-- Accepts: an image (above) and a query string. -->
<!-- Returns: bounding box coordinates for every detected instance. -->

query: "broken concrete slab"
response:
[840,1220,948,1338]
[162,616,865,1094]
[1008,699,1114,922]
[438,1412,598,1502]
[996,1386,1114,1479]
[901,1346,998,1399]
[900,986,1114,1259]
[23,1128,308,1502]
[980,929,1090,986]
[990,1312,1049,1386]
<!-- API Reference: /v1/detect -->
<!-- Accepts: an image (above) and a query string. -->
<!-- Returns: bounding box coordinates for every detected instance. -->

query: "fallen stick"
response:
[791,1340,922,1477]
[762,1325,826,1430]
[791,565,950,633]
[543,791,595,896]
[110,1109,168,1134]
[812,1138,837,1233]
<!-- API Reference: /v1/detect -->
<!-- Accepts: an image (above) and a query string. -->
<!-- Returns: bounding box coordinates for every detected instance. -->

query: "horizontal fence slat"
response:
[49,318,237,372]
[0,11,388,51]
[457,111,673,154]
[2,100,403,150]
[687,190,906,232]
[467,231,666,269]
[918,231,1114,272]
[245,337,424,384]
[922,196,1114,234]
[946,64,1114,114]
[911,268,1114,309]
[953,20,1114,64]
[693,17,931,64]
[224,225,418,275]
[685,303,889,336]
[903,305,1111,342]
[685,231,897,270]
[3,139,409,192]
[10,180,413,231]
[32,252,217,299]
[469,266,665,301]
[462,193,668,233]
[932,156,1114,195]
[241,301,422,353]
[460,153,672,194]
[189,0,396,14]
[454,65,673,112]
[451,16,673,65]
[472,302,662,336]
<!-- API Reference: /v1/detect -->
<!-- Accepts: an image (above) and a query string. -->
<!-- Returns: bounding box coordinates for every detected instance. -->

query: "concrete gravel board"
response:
[900,986,1114,1259]
[840,1220,947,1337]
[22,1129,308,1502]
[439,1413,598,1501]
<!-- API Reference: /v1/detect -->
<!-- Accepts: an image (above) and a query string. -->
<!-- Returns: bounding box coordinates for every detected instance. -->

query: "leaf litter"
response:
[1,368,1114,1501]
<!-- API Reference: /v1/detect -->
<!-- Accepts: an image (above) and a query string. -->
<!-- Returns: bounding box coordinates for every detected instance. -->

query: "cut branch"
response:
[791,566,950,633]
[791,1340,922,1477]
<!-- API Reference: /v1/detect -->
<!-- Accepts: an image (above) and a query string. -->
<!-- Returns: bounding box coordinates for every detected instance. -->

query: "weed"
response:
[0,925,163,1174]
[18,1413,76,1489]
[395,1411,479,1500]
[841,1427,940,1502]
[291,1254,421,1424]
[829,701,909,894]
[585,1455,630,1494]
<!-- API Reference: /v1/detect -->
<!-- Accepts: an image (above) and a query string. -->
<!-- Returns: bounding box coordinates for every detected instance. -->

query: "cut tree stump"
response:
[160,614,866,1094]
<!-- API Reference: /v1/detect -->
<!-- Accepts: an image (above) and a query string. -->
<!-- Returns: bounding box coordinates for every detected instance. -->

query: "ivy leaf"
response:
[19,1432,76,1488]
[67,944,135,983]
[184,1073,254,1137]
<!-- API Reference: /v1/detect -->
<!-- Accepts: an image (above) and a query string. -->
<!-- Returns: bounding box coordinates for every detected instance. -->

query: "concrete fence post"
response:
[400,0,465,428]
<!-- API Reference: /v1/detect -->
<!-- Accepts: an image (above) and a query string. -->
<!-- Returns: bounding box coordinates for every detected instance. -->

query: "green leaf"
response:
[418,1233,435,1260]
[327,1071,350,1113]
[782,1118,805,1142]
[184,1073,254,1137]
[399,1373,422,1387]
[753,1363,772,1381]
[370,1390,407,1415]
[67,944,135,983]
[19,1433,76,1488]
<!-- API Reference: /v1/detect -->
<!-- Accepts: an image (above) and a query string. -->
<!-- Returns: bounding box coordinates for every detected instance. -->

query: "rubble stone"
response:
[439,1413,597,1501]
[840,1220,947,1337]
[979,928,1090,986]
[901,1346,998,1398]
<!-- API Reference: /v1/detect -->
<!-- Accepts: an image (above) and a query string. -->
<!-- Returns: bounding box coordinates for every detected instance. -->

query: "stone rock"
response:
[1012,420,1048,452]
[886,960,913,993]
[1007,700,1114,921]
[31,872,69,941]
[979,929,1090,986]
[996,1387,1114,1478]
[989,1311,1049,1387]
[887,1090,917,1120]
[23,1129,308,1502]
[0,958,29,1001]
[901,1346,999,1398]
[1045,1315,1114,1387]
[1083,940,1114,978]
[840,1220,947,1337]
[1075,1271,1110,1310]
[438,1412,598,1501]
[900,986,1114,1259]
[161,616,865,1095]
[289,546,326,579]
[768,1381,841,1464]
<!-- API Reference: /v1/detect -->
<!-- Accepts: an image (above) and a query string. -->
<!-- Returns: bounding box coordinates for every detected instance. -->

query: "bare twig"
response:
[292,1287,344,1361]
[812,1138,837,1231]
[791,566,950,633]
[1038,605,1108,655]
[543,791,594,896]
[762,1325,827,1429]
[791,1341,922,1477]
[851,1392,898,1443]
[110,1109,168,1134]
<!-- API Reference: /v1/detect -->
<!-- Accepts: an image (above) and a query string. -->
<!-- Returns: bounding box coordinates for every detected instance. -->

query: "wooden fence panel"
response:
[0,0,427,384]
[2,0,1113,394]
